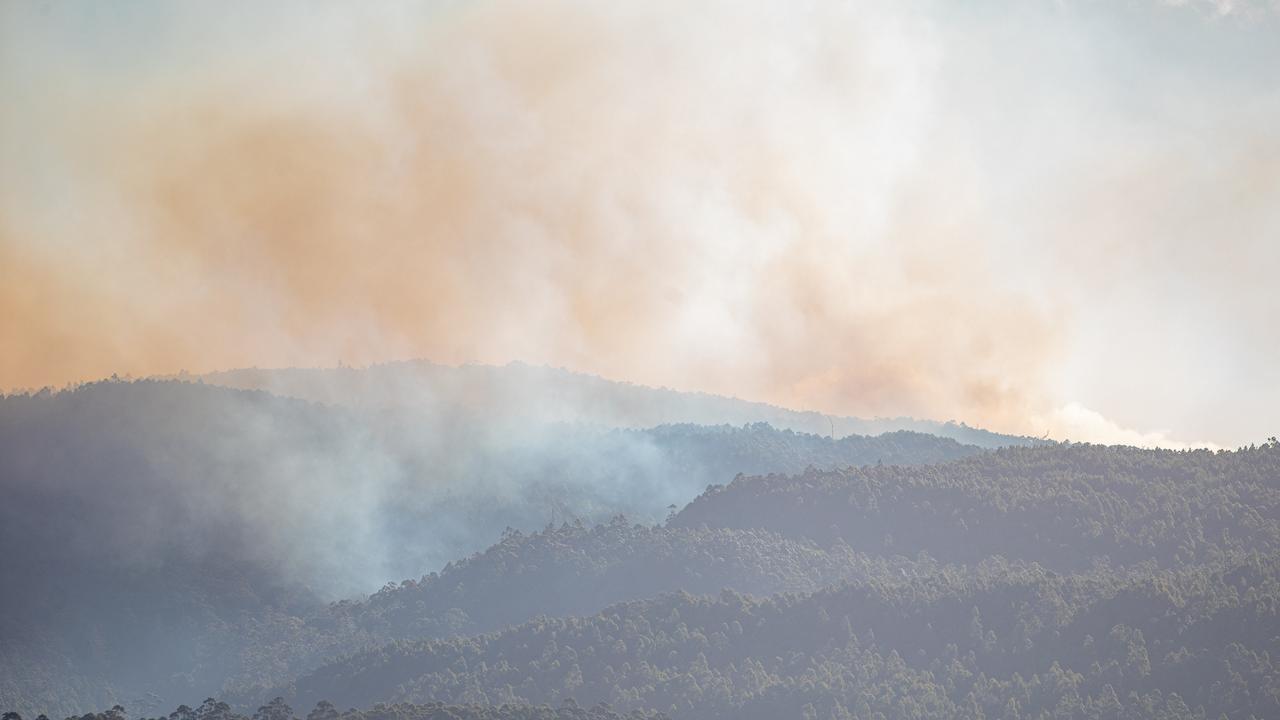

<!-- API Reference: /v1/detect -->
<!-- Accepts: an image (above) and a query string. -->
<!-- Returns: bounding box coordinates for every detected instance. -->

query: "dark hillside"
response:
[277,554,1280,719]
[0,380,978,715]
[224,520,950,698]
[673,442,1280,569]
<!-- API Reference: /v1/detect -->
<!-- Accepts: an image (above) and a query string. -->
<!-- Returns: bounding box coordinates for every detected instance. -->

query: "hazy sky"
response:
[2,0,1277,448]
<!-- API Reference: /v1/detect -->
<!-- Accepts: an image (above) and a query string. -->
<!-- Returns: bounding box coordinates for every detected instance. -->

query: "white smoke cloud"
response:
[1039,402,1222,449]
[1,0,1276,447]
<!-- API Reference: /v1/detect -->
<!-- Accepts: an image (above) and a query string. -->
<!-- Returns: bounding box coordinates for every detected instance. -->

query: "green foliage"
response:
[5,388,1279,720]
[251,441,1280,719]
[276,555,1280,719]
[225,519,946,698]
[0,380,976,714]
[674,442,1280,568]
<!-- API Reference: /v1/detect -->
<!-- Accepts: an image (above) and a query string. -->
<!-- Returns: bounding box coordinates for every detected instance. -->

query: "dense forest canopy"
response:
[272,553,1280,719]
[673,442,1280,569]
[249,441,1280,719]
[0,379,983,715]
[4,377,1277,720]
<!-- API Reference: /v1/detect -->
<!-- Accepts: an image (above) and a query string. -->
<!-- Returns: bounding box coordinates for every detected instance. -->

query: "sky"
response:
[1,0,1277,448]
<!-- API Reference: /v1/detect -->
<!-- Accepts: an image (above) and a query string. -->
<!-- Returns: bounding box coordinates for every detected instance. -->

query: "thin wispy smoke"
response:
[1,0,1276,446]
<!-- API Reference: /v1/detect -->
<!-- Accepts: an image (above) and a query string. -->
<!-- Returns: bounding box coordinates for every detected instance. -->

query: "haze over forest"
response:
[1,1,1278,719]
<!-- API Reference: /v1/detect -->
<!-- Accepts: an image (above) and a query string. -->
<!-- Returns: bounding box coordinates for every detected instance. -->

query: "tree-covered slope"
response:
[224,520,950,700]
[0,380,979,715]
[1,380,981,597]
[6,385,1277,719]
[673,442,1280,569]
[274,555,1280,719]
[257,442,1280,719]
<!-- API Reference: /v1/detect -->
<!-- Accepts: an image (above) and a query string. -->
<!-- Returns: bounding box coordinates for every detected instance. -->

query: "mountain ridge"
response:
[191,361,1043,450]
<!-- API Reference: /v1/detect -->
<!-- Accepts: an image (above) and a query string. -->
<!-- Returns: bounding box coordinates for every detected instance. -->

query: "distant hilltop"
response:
[195,360,1045,449]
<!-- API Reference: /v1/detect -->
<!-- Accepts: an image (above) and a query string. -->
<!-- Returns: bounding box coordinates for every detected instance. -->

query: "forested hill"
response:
[0,380,979,715]
[222,521,947,699]
[5,382,1277,718]
[273,554,1280,719]
[196,361,1041,449]
[673,441,1280,569]
[254,441,1280,719]
[0,380,982,598]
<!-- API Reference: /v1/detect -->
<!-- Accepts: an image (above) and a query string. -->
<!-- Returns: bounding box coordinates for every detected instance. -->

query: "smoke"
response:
[2,0,1277,445]
[0,377,981,602]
